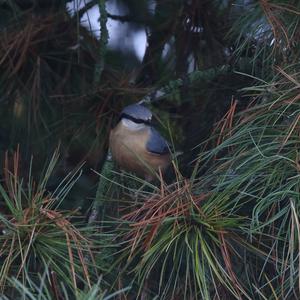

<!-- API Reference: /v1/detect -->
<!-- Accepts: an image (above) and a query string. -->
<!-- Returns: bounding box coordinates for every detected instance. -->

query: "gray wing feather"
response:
[146,128,170,154]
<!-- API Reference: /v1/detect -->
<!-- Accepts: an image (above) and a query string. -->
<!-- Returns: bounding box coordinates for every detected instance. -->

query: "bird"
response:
[109,104,171,181]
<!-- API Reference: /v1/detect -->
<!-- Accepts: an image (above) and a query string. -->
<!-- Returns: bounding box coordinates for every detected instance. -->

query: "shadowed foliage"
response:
[0,0,300,299]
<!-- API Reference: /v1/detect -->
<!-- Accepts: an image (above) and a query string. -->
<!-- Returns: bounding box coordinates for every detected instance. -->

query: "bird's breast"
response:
[109,123,170,179]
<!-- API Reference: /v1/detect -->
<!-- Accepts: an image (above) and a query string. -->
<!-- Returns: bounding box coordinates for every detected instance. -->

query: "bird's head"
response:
[119,104,152,126]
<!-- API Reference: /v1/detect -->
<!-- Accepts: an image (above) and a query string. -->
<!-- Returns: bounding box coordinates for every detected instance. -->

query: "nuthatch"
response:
[109,104,171,181]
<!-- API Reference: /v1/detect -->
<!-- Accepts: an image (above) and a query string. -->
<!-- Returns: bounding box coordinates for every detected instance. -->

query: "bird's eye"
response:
[120,113,151,125]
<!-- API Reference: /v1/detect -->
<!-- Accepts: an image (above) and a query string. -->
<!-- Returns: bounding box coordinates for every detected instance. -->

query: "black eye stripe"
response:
[120,113,151,125]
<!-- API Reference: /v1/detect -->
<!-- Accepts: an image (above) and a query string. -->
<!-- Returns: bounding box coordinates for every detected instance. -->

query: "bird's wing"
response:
[146,128,170,155]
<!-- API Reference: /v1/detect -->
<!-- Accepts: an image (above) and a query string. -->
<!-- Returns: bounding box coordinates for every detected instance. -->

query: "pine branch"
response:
[107,13,151,25]
[93,0,109,85]
[76,0,98,20]
[75,0,150,25]
[88,153,115,225]
[138,65,230,105]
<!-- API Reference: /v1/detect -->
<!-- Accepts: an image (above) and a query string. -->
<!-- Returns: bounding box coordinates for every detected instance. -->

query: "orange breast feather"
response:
[109,123,170,179]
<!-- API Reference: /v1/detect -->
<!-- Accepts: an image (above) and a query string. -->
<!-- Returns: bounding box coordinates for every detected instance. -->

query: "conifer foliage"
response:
[0,0,299,299]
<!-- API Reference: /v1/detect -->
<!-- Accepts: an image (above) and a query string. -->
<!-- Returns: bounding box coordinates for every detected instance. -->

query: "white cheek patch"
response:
[121,118,147,131]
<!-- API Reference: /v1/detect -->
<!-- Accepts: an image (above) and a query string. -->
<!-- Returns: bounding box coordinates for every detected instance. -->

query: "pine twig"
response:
[93,0,109,86]
[88,152,115,225]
